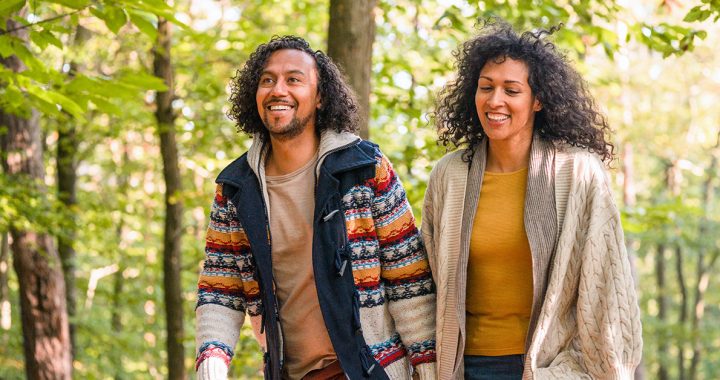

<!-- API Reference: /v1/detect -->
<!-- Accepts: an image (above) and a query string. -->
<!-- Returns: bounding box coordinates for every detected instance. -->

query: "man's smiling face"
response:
[255,49,321,141]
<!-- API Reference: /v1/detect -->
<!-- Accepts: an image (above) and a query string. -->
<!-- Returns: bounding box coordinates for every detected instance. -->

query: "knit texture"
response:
[423,140,642,379]
[196,142,436,379]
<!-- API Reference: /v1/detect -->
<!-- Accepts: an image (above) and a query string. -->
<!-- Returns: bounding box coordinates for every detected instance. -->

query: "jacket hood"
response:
[246,129,361,181]
[245,129,361,218]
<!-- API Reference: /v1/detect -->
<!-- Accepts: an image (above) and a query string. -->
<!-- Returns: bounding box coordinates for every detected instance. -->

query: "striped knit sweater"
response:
[196,131,437,379]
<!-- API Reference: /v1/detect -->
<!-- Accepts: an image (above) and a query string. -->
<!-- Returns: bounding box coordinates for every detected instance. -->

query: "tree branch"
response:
[0,7,89,35]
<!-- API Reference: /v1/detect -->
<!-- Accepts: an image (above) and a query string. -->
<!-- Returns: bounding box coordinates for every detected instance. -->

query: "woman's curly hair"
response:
[435,19,614,162]
[227,35,359,140]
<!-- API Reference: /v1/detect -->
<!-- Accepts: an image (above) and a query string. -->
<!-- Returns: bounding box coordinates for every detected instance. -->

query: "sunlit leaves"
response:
[636,23,708,57]
[0,0,25,19]
[28,28,63,50]
[90,4,129,34]
[128,10,158,39]
[45,0,93,10]
[684,1,720,23]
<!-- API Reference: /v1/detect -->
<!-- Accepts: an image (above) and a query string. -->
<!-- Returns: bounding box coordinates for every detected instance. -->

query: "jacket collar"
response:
[245,129,361,182]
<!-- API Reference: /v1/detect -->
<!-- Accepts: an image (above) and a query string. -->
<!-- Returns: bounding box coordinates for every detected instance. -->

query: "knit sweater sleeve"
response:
[535,160,642,380]
[370,151,437,379]
[195,184,263,378]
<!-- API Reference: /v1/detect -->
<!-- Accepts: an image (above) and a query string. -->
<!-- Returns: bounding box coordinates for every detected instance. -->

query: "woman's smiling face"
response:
[475,57,542,145]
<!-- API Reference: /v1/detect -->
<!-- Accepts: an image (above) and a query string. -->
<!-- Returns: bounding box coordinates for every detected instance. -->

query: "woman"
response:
[422,20,642,379]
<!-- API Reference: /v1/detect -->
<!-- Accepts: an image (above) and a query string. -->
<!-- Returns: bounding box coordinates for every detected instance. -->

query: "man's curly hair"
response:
[227,35,359,140]
[435,19,614,163]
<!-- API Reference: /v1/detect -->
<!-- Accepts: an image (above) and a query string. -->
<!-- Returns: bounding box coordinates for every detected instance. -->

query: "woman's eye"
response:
[506,89,520,95]
[479,86,492,92]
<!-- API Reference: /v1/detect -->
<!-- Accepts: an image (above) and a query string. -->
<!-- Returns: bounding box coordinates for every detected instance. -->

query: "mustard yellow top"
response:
[465,167,533,356]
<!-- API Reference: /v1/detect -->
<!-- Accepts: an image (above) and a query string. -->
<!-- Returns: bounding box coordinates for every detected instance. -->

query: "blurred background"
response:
[0,0,718,378]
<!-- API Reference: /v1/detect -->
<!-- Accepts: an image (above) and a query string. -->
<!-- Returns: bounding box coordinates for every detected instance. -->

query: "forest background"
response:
[1,0,719,379]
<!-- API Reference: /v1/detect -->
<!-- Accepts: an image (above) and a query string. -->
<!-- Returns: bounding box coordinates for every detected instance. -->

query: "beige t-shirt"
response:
[266,153,337,379]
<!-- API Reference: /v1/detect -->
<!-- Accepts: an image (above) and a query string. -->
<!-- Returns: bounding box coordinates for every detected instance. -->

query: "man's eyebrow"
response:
[261,69,307,75]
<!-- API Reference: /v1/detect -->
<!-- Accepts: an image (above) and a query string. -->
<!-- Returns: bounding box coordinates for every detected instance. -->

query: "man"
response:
[195,35,436,380]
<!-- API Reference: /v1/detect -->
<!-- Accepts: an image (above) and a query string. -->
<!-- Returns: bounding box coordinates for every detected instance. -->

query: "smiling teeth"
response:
[487,113,509,121]
[270,105,291,111]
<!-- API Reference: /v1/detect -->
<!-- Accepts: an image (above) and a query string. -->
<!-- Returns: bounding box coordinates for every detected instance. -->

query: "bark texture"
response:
[1,16,72,379]
[327,0,376,139]
[152,17,186,379]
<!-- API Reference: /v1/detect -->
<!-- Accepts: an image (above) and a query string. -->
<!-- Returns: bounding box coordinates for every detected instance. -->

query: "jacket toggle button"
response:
[323,209,339,222]
[338,259,348,277]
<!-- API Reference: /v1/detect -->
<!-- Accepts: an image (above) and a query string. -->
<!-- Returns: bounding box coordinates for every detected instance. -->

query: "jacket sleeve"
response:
[196,184,263,379]
[534,172,642,380]
[370,152,437,379]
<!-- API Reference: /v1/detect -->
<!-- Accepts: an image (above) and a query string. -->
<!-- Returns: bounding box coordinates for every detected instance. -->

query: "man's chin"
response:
[264,115,313,142]
[268,124,305,141]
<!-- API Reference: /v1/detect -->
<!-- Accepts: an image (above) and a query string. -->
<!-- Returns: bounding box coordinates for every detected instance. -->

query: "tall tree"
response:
[0,13,71,380]
[152,17,186,379]
[56,24,91,360]
[327,0,376,139]
[0,231,9,332]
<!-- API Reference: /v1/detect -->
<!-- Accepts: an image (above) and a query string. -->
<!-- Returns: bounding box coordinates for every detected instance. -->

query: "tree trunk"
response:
[327,0,376,139]
[56,25,90,360]
[655,244,669,380]
[111,142,130,380]
[0,232,10,332]
[0,14,72,380]
[688,130,719,380]
[153,17,186,380]
[675,245,688,380]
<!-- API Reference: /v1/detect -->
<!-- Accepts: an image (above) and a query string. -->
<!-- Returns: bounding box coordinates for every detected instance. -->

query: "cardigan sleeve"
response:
[369,151,437,379]
[195,184,263,378]
[421,167,438,277]
[534,168,642,380]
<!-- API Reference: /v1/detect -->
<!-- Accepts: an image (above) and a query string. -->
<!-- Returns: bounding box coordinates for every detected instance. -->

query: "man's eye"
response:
[288,77,300,83]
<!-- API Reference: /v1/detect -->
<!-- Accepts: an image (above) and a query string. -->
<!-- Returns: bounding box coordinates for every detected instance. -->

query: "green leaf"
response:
[0,0,25,19]
[116,70,168,91]
[0,35,14,58]
[44,0,91,10]
[105,6,129,34]
[88,96,122,115]
[25,84,86,121]
[29,29,64,51]
[128,10,157,40]
[90,5,128,34]
[684,6,711,22]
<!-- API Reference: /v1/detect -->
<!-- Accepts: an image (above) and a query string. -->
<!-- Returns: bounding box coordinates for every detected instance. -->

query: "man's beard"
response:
[263,112,314,141]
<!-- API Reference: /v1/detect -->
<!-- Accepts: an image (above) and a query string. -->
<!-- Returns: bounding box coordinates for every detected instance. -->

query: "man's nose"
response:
[270,80,288,97]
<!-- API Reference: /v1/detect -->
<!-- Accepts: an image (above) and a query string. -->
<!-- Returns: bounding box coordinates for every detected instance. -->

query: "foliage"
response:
[0,0,719,378]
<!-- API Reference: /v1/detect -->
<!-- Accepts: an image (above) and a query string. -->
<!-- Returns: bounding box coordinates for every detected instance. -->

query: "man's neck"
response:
[265,128,320,176]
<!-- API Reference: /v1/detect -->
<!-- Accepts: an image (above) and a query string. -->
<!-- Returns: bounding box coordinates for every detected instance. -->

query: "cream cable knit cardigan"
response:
[422,137,642,379]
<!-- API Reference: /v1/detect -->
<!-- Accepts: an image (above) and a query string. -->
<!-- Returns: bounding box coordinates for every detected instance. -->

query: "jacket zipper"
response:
[254,160,284,370]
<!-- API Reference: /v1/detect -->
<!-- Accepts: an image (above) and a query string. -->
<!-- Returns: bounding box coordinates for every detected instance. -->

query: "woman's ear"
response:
[533,97,542,112]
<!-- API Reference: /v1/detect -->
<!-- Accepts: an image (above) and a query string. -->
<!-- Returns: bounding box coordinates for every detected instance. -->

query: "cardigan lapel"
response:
[454,140,487,372]
[455,135,558,354]
[523,135,558,350]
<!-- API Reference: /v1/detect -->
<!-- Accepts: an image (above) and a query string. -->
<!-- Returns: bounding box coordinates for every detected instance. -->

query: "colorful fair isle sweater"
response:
[196,131,436,379]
